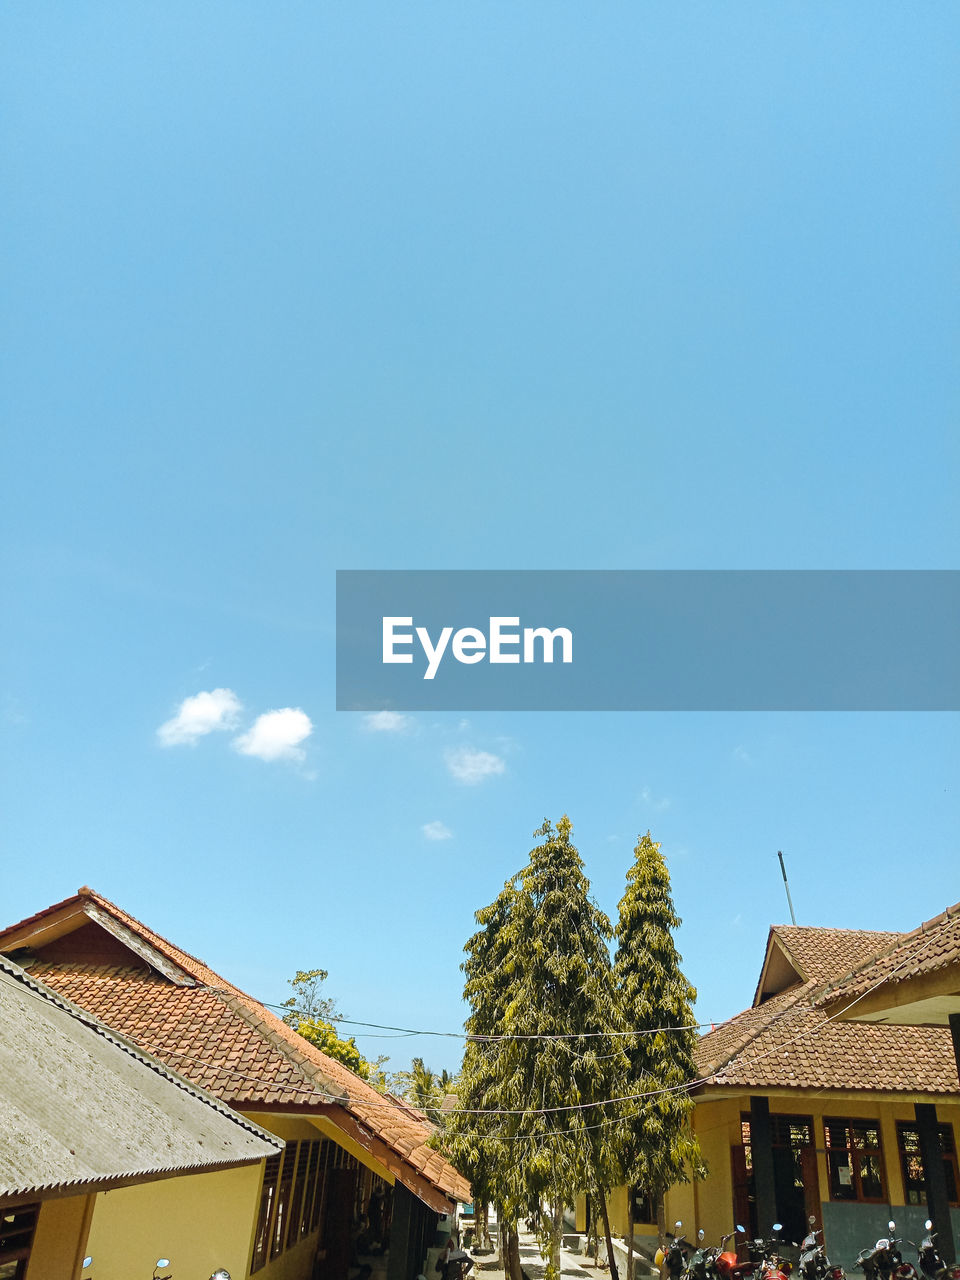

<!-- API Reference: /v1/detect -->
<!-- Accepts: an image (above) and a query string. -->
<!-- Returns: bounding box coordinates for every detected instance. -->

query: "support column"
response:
[915,1103,955,1266]
[750,1096,777,1239]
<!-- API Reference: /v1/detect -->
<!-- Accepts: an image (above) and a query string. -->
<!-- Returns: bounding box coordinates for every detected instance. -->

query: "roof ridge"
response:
[819,901,960,1002]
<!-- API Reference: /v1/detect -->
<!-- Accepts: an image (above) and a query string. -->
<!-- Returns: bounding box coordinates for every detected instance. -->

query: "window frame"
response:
[824,1117,887,1204]
[896,1121,960,1208]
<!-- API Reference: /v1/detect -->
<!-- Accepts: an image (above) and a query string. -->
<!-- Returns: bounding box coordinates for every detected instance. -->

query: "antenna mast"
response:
[778,849,797,925]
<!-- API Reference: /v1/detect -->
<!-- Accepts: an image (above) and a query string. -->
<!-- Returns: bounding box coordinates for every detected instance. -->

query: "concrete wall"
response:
[83,1163,263,1280]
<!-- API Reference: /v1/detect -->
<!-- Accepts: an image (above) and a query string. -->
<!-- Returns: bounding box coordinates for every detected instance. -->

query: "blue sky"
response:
[2,4,957,1074]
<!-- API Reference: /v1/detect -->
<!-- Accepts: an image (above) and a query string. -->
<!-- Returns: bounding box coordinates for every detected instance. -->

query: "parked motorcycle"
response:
[714,1227,757,1280]
[656,1221,694,1280]
[855,1222,915,1280]
[911,1221,960,1280]
[743,1223,797,1280]
[795,1215,844,1280]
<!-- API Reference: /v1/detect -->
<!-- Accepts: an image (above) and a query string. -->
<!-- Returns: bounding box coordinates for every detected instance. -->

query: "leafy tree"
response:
[387,1058,459,1116]
[296,1016,369,1076]
[447,818,624,1280]
[282,968,387,1082]
[281,968,338,1026]
[613,833,703,1271]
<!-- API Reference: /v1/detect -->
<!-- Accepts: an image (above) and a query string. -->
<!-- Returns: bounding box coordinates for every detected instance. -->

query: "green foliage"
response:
[281,968,337,1027]
[388,1058,459,1119]
[296,1015,370,1077]
[613,832,703,1201]
[447,817,625,1280]
[282,967,388,1085]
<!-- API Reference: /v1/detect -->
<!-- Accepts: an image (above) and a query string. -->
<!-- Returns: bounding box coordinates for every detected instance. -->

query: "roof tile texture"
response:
[699,925,960,1095]
[4,890,470,1205]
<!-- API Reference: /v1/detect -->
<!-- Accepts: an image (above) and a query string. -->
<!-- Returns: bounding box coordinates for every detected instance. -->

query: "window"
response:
[271,1142,299,1259]
[630,1189,657,1225]
[299,1140,322,1240]
[0,1204,39,1280]
[825,1119,886,1202]
[897,1123,959,1207]
[251,1154,282,1273]
[287,1143,310,1249]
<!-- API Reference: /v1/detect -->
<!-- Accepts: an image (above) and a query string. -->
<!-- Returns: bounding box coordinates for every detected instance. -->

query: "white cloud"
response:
[364,711,410,733]
[233,708,313,762]
[158,688,242,747]
[445,746,506,785]
[422,821,453,841]
[640,785,671,812]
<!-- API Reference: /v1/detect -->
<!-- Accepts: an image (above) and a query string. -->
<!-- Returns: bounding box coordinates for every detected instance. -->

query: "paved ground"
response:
[467,1226,600,1280]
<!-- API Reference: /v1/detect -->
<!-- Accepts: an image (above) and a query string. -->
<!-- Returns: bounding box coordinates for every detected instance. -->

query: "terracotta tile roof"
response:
[818,902,960,1007]
[0,890,470,1208]
[697,925,960,1096]
[767,926,903,988]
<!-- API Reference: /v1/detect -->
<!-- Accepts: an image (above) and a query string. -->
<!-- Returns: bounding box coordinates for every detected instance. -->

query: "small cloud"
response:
[733,745,753,765]
[422,821,453,841]
[445,746,506,785]
[234,708,313,762]
[364,711,410,733]
[158,688,242,747]
[640,785,671,812]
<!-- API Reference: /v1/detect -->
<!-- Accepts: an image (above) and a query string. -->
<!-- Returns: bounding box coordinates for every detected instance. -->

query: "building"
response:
[819,901,960,1261]
[581,923,960,1272]
[0,888,470,1280]
[0,952,281,1279]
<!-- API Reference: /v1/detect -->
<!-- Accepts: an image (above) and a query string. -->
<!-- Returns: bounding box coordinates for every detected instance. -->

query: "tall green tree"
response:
[447,818,625,1280]
[613,833,703,1271]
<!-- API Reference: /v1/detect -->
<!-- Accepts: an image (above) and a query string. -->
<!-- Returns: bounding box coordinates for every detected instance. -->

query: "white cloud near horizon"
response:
[233,708,313,762]
[157,688,242,746]
[364,711,410,732]
[445,746,506,785]
[422,820,453,841]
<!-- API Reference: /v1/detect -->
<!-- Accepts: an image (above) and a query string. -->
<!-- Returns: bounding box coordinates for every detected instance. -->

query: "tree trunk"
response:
[476,1199,490,1251]
[504,1221,524,1280]
[598,1190,618,1280]
[657,1196,668,1280]
[626,1193,634,1280]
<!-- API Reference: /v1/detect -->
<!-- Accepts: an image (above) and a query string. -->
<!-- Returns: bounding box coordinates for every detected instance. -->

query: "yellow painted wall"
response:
[600,1093,960,1248]
[26,1193,94,1280]
[83,1163,263,1280]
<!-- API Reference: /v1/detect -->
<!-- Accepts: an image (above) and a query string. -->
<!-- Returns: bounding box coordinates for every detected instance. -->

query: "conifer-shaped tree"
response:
[613,832,702,1266]
[448,818,625,1280]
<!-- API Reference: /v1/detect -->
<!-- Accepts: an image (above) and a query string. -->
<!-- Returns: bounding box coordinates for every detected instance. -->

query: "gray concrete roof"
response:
[0,955,282,1201]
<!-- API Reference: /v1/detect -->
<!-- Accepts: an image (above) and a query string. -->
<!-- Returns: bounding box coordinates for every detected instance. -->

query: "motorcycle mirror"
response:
[676,1222,683,1231]
[155,1263,171,1272]
[888,1222,896,1234]
[809,1216,817,1226]
[82,1261,93,1270]
[773,1224,783,1233]
[736,1226,746,1234]
[924,1221,933,1231]
[698,1230,705,1242]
